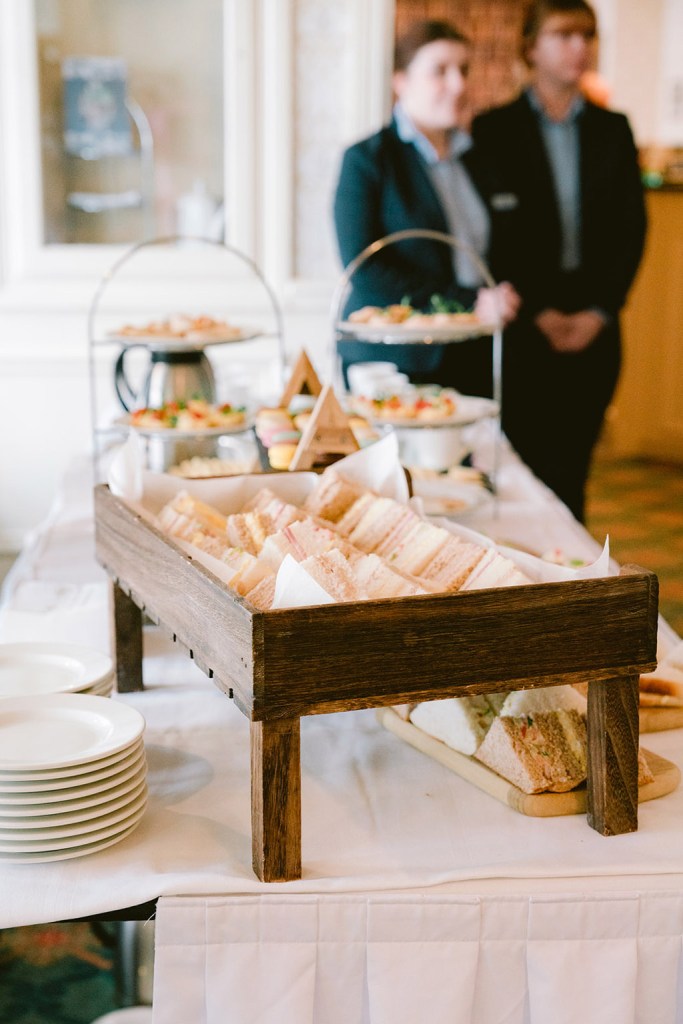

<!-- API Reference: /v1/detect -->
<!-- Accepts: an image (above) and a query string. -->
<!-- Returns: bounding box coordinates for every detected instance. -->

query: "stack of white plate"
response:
[0,642,115,698]
[0,693,147,863]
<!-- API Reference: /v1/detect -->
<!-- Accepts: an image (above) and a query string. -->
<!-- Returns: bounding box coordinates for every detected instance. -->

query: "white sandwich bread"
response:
[499,684,588,718]
[409,693,507,756]
[242,488,306,531]
[302,468,367,524]
[460,549,532,590]
[475,709,589,794]
[156,468,537,614]
[299,549,365,603]
[157,490,228,540]
[409,683,654,794]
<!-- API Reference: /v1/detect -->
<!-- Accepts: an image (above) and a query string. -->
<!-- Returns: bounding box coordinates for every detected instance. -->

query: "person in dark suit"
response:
[333,19,520,395]
[472,0,646,522]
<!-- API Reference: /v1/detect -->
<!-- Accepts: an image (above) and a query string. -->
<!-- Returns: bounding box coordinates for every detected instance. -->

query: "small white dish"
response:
[0,770,147,821]
[0,799,147,853]
[0,738,142,783]
[0,809,145,861]
[0,782,147,839]
[0,751,146,802]
[0,643,113,698]
[0,694,145,771]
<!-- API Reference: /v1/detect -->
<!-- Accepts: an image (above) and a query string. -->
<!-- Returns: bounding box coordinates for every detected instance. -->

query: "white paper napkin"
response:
[272,554,335,609]
[108,433,144,503]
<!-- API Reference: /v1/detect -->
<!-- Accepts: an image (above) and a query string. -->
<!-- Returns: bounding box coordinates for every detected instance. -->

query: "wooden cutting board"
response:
[640,706,683,733]
[378,707,681,817]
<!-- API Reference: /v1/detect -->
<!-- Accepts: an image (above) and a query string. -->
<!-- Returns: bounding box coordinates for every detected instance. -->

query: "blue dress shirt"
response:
[527,88,584,272]
[393,102,489,288]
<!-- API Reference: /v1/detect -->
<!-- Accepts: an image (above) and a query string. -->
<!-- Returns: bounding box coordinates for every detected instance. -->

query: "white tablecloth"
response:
[1,440,682,1024]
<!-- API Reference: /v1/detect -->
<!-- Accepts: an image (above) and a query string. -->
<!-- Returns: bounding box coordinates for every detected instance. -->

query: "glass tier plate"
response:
[102,326,262,352]
[357,395,499,429]
[336,319,497,344]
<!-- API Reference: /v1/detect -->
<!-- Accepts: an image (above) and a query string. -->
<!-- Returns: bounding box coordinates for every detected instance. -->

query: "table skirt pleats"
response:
[153,892,683,1024]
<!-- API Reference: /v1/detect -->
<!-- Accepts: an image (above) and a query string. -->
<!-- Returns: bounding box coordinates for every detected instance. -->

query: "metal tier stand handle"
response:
[87,235,286,472]
[329,228,504,497]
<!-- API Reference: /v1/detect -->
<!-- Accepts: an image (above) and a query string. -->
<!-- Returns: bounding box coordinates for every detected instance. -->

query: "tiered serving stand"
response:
[330,229,503,490]
[87,235,286,477]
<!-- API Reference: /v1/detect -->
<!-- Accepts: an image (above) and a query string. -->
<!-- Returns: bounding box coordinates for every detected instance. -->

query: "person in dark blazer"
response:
[472,0,646,522]
[333,19,520,395]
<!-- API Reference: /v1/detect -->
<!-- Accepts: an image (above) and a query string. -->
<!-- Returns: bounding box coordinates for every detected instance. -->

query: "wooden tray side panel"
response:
[256,571,658,719]
[95,486,258,713]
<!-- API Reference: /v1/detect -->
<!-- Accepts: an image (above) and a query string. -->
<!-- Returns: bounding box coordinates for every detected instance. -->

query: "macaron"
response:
[268,443,299,470]
[269,429,301,444]
[255,408,291,428]
[292,412,312,431]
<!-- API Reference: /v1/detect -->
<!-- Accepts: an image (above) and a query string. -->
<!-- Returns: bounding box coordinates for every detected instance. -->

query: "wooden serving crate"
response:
[95,483,659,882]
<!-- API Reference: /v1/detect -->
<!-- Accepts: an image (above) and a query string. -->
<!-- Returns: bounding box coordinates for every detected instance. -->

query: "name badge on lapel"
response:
[491,192,519,211]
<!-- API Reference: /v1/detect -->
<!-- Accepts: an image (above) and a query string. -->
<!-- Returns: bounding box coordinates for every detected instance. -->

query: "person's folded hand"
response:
[535,308,605,353]
[475,282,521,326]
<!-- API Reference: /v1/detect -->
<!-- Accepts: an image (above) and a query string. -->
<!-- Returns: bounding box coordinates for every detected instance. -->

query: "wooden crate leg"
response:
[586,674,639,836]
[250,718,301,882]
[111,582,144,692]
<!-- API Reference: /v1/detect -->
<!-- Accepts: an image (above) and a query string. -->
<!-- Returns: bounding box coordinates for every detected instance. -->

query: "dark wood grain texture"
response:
[586,673,640,835]
[95,486,259,715]
[94,484,660,879]
[251,718,301,882]
[253,569,658,720]
[111,582,144,692]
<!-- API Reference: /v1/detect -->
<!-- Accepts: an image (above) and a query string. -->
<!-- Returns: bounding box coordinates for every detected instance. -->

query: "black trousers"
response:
[500,315,620,524]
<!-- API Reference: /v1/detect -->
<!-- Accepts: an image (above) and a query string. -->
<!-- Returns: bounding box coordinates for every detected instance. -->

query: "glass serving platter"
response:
[336,318,497,344]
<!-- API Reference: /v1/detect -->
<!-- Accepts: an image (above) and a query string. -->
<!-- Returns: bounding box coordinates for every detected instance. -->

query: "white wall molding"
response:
[346,0,395,143]
[0,1,43,285]
[225,0,258,258]
[259,0,294,289]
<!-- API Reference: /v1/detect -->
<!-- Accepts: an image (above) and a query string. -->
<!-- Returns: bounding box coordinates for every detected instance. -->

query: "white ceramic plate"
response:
[0,802,147,860]
[83,678,115,697]
[0,750,146,801]
[415,484,492,519]
[0,763,147,817]
[0,694,145,771]
[337,319,497,343]
[0,800,147,853]
[0,777,147,830]
[0,787,147,842]
[0,643,113,698]
[0,817,143,864]
[0,737,144,784]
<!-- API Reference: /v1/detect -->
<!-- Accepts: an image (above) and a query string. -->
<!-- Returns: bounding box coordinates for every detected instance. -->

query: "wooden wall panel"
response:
[395,0,527,116]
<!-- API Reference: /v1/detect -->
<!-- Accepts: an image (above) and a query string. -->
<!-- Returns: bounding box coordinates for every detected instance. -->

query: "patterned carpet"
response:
[586,452,683,638]
[0,924,118,1024]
